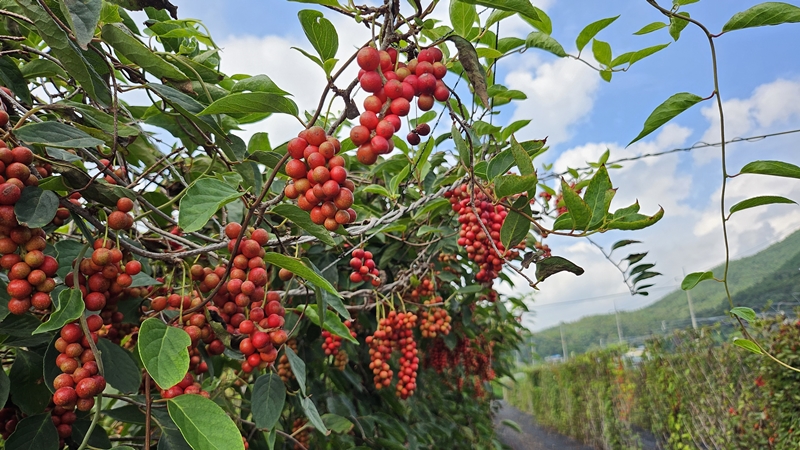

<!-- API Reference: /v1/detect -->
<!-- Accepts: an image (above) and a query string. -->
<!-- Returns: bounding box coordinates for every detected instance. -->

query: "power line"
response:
[521,285,679,312]
[541,128,800,181]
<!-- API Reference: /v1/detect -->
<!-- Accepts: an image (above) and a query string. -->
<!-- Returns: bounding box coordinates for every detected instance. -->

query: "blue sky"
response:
[161,1,800,331]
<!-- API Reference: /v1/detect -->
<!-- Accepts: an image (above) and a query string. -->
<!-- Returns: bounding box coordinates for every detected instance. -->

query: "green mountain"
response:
[531,229,800,357]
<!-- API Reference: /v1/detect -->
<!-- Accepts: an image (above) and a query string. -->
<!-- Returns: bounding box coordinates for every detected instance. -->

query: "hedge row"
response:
[505,315,800,449]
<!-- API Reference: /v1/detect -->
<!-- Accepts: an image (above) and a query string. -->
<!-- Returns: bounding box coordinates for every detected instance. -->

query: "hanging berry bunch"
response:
[445,185,523,283]
[349,248,381,286]
[322,320,356,370]
[284,126,357,231]
[366,310,419,398]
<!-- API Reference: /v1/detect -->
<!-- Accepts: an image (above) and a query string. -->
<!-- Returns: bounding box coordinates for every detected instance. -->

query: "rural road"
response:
[493,401,595,450]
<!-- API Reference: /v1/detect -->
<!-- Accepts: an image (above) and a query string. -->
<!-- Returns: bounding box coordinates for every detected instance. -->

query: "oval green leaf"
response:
[525,32,567,57]
[722,2,800,32]
[739,160,800,179]
[167,394,245,450]
[733,337,763,354]
[285,346,307,396]
[458,0,540,22]
[5,413,59,450]
[15,187,59,229]
[251,374,286,430]
[730,306,757,322]
[729,195,796,215]
[198,92,298,116]
[628,92,704,146]
[450,0,479,39]
[300,396,328,434]
[96,338,141,393]
[680,271,714,290]
[634,21,668,35]
[298,9,338,63]
[34,288,84,334]
[137,318,191,390]
[178,178,244,233]
[14,121,104,148]
[576,16,619,52]
[263,253,339,297]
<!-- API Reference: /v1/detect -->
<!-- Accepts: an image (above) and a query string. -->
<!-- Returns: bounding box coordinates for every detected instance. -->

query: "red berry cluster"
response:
[108,197,134,231]
[445,185,522,283]
[419,298,452,338]
[160,372,209,399]
[96,158,127,185]
[0,144,61,315]
[424,336,495,397]
[65,239,140,313]
[354,45,450,159]
[321,320,354,356]
[0,407,19,440]
[52,320,107,442]
[284,127,357,231]
[348,248,380,286]
[366,311,419,398]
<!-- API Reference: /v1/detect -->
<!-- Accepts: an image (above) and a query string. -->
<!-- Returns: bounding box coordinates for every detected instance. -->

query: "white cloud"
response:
[697,78,800,164]
[503,54,600,145]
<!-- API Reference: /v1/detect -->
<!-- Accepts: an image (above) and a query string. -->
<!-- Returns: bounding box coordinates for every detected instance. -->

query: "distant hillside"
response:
[532,229,800,356]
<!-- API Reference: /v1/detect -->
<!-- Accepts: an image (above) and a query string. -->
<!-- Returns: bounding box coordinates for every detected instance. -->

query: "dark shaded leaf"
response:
[96,338,141,393]
[63,0,103,49]
[448,35,489,108]
[729,195,796,215]
[285,346,306,395]
[252,374,286,430]
[535,256,584,282]
[15,121,104,148]
[14,187,59,229]
[5,413,59,450]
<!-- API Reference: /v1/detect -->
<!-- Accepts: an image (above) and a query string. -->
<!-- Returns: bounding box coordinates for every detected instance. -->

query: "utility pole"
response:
[559,322,568,362]
[614,300,623,343]
[683,268,698,330]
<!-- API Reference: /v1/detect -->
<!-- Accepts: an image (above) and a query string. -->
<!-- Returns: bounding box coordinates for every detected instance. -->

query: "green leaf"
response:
[451,124,471,164]
[231,75,290,96]
[263,253,340,297]
[15,121,104,148]
[628,43,670,66]
[729,195,796,215]
[525,32,567,57]
[137,318,191,390]
[14,187,59,229]
[251,373,286,431]
[33,289,84,334]
[535,256,585,282]
[500,197,531,250]
[297,9,338,63]
[178,178,244,233]
[5,413,59,450]
[495,174,537,198]
[576,16,618,52]
[723,2,800,32]
[733,338,762,354]
[510,136,535,175]
[284,346,306,395]
[501,120,531,141]
[300,396,328,434]
[10,350,51,415]
[58,100,140,137]
[591,38,612,66]
[448,35,489,108]
[63,0,103,49]
[560,179,591,230]
[167,395,245,450]
[626,252,648,265]
[15,0,111,105]
[669,12,690,41]
[198,92,298,116]
[301,305,357,344]
[583,166,614,228]
[322,414,353,434]
[361,184,394,198]
[629,263,655,277]
[20,59,68,80]
[611,239,641,251]
[388,164,411,195]
[0,57,33,105]
[450,0,479,39]
[731,307,757,322]
[606,204,664,230]
[739,160,800,179]
[271,204,336,246]
[681,271,714,290]
[96,338,141,393]
[458,0,540,22]
[628,92,704,146]
[633,21,668,35]
[487,149,515,180]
